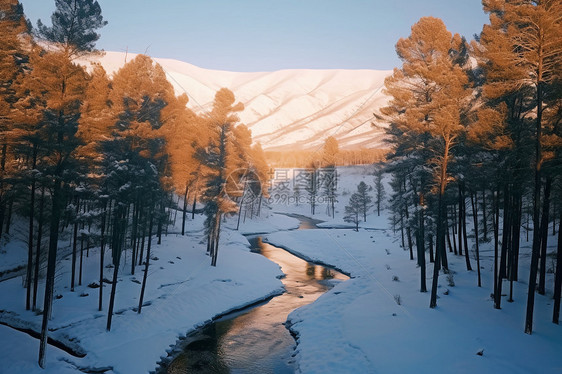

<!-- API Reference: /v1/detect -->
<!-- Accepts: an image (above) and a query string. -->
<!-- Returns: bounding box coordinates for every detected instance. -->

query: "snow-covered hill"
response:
[81,51,392,151]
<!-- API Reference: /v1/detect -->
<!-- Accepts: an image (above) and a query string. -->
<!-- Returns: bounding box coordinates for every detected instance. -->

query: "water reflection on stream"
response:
[157,222,348,374]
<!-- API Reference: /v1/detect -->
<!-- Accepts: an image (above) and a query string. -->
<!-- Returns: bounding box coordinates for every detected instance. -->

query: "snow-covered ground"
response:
[0,212,298,374]
[264,166,562,373]
[1,165,560,373]
[266,229,562,373]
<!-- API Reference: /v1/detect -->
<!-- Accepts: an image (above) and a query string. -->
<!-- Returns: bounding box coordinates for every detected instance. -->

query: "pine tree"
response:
[479,0,562,334]
[30,50,88,368]
[100,55,177,329]
[322,136,339,167]
[374,166,385,216]
[0,0,28,242]
[379,17,472,308]
[344,193,361,232]
[30,1,106,366]
[344,182,373,231]
[36,0,107,57]
[161,93,200,235]
[196,88,244,266]
[357,181,372,222]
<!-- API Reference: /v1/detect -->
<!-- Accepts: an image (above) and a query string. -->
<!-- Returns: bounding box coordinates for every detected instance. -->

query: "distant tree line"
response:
[379,2,562,335]
[265,147,387,168]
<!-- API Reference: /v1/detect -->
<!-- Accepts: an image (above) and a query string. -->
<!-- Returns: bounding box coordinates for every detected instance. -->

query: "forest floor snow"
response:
[0,212,298,374]
[1,165,561,373]
[263,166,562,374]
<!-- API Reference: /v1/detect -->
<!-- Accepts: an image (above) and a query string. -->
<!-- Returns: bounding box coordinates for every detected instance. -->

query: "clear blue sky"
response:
[19,0,489,72]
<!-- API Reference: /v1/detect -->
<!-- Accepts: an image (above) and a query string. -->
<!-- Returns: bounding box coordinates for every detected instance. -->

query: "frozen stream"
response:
[155,217,348,373]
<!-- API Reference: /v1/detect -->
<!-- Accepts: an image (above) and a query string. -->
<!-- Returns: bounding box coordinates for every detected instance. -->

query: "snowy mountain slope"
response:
[80,51,392,150]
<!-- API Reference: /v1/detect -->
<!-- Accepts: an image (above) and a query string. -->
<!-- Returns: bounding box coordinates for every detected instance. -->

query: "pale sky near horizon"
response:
[19,0,489,72]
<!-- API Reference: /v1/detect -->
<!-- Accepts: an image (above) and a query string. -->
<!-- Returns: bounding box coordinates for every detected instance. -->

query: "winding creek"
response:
[155,216,349,373]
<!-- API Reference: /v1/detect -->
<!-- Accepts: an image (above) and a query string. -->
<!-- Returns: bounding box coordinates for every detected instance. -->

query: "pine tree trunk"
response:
[458,184,464,257]
[418,196,427,292]
[26,145,38,311]
[461,183,471,271]
[430,191,445,308]
[494,188,501,309]
[471,191,481,287]
[407,225,414,260]
[71,198,79,291]
[400,213,405,250]
[451,206,458,255]
[33,186,46,311]
[0,143,7,241]
[138,200,154,314]
[5,197,13,234]
[441,203,449,271]
[405,206,413,260]
[99,203,107,312]
[106,252,120,331]
[429,233,434,263]
[236,184,246,230]
[157,202,163,245]
[482,189,488,241]
[79,229,84,286]
[510,194,522,282]
[138,206,146,266]
[38,179,63,368]
[497,185,511,310]
[257,195,263,217]
[552,211,562,324]
[525,81,544,335]
[131,200,139,275]
[211,213,222,267]
[106,207,125,332]
[192,194,197,220]
[538,177,552,295]
[182,184,188,235]
[446,222,453,253]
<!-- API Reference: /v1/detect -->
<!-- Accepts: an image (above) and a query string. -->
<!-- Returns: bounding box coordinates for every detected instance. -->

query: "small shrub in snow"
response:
[392,275,399,282]
[385,249,390,255]
[394,294,401,305]
[447,274,455,287]
[385,264,391,270]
